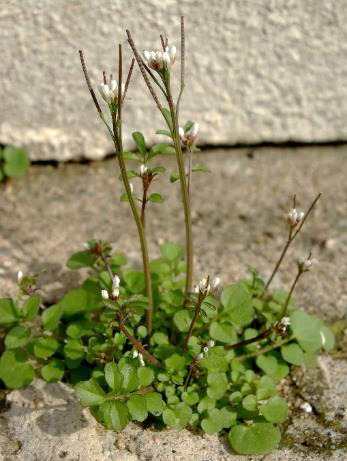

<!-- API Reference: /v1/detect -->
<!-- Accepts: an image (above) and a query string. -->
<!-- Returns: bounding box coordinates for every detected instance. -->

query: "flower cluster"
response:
[287,208,304,227]
[194,276,220,296]
[297,255,314,273]
[101,274,120,300]
[98,80,125,105]
[179,122,199,146]
[143,45,176,72]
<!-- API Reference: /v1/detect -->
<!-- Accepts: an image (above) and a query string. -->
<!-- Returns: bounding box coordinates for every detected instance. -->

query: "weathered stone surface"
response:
[1,1,347,160]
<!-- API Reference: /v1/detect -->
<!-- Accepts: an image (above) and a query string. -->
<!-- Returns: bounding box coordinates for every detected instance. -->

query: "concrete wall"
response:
[1,0,347,160]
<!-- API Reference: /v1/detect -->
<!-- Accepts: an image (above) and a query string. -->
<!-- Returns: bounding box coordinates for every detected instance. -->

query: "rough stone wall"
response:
[1,0,347,160]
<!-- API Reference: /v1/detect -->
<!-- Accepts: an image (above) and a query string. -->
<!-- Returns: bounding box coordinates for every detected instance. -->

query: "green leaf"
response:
[291,310,335,353]
[209,321,237,343]
[4,326,30,349]
[3,146,30,177]
[66,251,97,269]
[75,378,107,406]
[261,396,288,423]
[281,342,306,366]
[187,336,201,356]
[150,332,169,345]
[242,394,257,412]
[173,309,192,333]
[160,241,183,262]
[98,400,130,431]
[121,363,140,392]
[181,391,199,406]
[109,253,127,267]
[162,402,192,429]
[122,151,141,161]
[197,396,216,414]
[64,339,85,360]
[137,367,154,386]
[256,376,277,400]
[207,372,228,399]
[319,325,335,351]
[132,131,146,155]
[122,269,145,294]
[33,336,59,359]
[228,422,281,455]
[66,319,92,338]
[256,354,289,381]
[104,362,123,392]
[200,348,228,373]
[256,355,278,375]
[144,392,165,416]
[120,192,129,202]
[41,304,63,330]
[150,166,166,174]
[201,407,237,434]
[170,171,180,183]
[155,129,172,137]
[127,394,148,422]
[22,294,41,320]
[192,162,210,173]
[221,285,254,327]
[41,358,65,382]
[148,193,165,203]
[0,350,34,389]
[0,298,19,326]
[59,285,101,317]
[165,354,186,372]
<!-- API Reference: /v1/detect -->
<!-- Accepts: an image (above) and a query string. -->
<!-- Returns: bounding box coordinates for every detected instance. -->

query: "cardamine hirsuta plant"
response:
[0,18,335,455]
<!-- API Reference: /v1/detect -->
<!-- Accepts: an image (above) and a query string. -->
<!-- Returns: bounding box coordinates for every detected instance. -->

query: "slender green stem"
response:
[282,269,301,317]
[117,318,162,367]
[264,234,291,293]
[165,79,193,297]
[237,337,293,361]
[224,327,273,351]
[187,145,193,195]
[183,294,204,352]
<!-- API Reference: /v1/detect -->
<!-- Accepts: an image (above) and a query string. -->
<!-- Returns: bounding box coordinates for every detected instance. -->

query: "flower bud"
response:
[112,274,120,291]
[287,208,304,227]
[297,256,314,273]
[132,349,139,358]
[138,353,145,367]
[101,289,109,300]
[211,277,220,290]
[140,164,148,176]
[17,271,23,283]
[112,287,119,299]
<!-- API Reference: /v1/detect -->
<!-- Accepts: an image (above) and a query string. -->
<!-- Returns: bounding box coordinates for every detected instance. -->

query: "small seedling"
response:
[0,18,336,455]
[0,146,30,181]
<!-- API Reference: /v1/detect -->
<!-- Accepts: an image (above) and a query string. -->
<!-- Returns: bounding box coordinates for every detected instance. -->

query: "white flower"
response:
[281,316,291,327]
[211,277,220,290]
[203,346,209,354]
[298,256,314,272]
[112,287,119,299]
[207,340,215,348]
[143,44,176,71]
[179,122,199,145]
[17,271,23,283]
[98,80,124,104]
[287,208,304,227]
[140,164,148,176]
[197,353,204,361]
[138,353,145,367]
[101,289,109,300]
[112,275,120,291]
[300,402,312,413]
[132,349,139,358]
